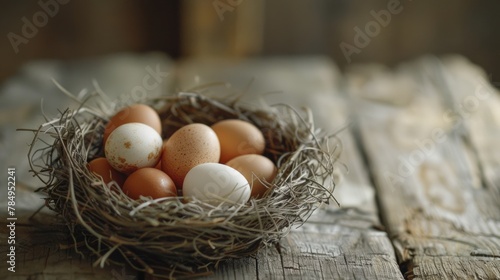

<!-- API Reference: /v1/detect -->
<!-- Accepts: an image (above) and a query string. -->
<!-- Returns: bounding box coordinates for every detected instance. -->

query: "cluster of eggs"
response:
[87,104,278,206]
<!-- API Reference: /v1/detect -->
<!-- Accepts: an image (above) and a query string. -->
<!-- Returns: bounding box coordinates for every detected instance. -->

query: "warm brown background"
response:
[1,0,499,85]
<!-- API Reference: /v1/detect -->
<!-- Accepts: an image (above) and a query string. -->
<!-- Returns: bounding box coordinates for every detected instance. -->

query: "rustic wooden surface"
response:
[346,55,500,280]
[1,53,499,279]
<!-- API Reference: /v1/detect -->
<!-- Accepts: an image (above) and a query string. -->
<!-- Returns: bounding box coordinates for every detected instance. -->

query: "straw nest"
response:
[27,86,340,279]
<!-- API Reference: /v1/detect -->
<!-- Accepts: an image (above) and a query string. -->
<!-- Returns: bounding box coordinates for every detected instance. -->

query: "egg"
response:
[87,157,126,187]
[211,119,265,163]
[226,154,278,198]
[183,163,250,206]
[161,123,220,188]
[122,168,176,200]
[105,122,163,173]
[154,140,168,170]
[103,104,162,146]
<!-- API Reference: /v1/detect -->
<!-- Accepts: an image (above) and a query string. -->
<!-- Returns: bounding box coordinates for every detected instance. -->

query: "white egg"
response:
[183,163,250,207]
[105,122,163,173]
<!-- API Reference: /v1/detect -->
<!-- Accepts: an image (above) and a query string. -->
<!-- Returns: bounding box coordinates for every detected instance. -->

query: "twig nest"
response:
[28,90,340,278]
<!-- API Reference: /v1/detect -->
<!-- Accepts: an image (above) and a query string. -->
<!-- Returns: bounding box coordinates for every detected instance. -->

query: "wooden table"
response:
[1,54,499,279]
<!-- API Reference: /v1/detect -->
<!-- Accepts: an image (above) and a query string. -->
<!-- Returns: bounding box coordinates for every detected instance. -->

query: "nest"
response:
[27,86,340,279]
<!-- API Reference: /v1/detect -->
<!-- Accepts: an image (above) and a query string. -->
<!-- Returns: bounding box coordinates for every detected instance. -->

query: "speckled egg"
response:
[161,123,220,188]
[105,122,163,173]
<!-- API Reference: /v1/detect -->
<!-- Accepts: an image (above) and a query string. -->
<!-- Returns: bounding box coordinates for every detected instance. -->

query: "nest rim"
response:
[27,88,340,278]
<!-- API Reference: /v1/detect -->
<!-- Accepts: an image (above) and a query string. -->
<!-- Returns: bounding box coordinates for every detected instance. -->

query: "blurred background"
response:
[1,0,499,85]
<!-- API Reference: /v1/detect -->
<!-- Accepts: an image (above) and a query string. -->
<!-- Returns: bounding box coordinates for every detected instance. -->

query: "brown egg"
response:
[122,168,176,200]
[211,119,265,163]
[161,123,220,188]
[154,160,162,170]
[103,104,162,146]
[87,157,126,187]
[153,139,168,170]
[226,154,278,198]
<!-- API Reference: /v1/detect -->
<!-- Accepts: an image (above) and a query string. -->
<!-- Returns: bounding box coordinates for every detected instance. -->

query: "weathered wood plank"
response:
[201,215,401,280]
[409,256,500,280]
[434,55,500,205]
[176,57,403,279]
[346,56,500,279]
[0,213,137,280]
[280,222,401,280]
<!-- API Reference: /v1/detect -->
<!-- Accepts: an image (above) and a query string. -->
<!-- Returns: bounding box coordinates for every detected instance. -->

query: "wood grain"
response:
[198,215,402,280]
[0,213,137,280]
[346,56,500,279]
